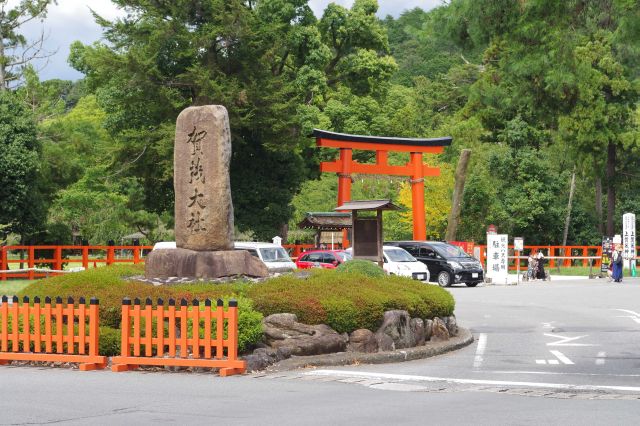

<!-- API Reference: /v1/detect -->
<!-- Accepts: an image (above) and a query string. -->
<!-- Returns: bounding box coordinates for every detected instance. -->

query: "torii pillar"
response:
[313,129,452,242]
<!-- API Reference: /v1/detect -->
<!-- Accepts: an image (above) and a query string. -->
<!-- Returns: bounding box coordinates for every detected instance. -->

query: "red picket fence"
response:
[112,297,246,376]
[476,245,639,270]
[0,245,153,280]
[0,296,106,370]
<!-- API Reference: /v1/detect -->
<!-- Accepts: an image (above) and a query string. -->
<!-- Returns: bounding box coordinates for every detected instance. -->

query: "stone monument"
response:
[145,105,268,279]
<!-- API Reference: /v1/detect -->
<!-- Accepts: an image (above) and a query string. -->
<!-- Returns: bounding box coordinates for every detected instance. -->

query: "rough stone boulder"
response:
[410,318,426,346]
[444,315,458,337]
[374,310,417,351]
[262,313,348,356]
[347,329,378,353]
[424,319,433,341]
[145,248,268,279]
[243,347,291,372]
[430,317,450,342]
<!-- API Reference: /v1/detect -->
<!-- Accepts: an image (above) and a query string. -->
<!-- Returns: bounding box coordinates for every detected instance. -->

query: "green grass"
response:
[0,280,36,295]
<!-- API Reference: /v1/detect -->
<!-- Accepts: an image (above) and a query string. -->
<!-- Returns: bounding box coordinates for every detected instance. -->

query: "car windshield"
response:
[434,244,469,258]
[259,247,292,262]
[336,252,352,262]
[385,248,416,262]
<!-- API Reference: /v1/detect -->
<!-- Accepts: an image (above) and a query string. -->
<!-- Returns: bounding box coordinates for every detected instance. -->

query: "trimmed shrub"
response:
[335,259,385,278]
[248,269,454,333]
[99,326,121,356]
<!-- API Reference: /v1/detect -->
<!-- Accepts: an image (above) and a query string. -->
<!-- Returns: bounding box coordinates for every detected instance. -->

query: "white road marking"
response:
[548,359,560,365]
[596,351,606,365]
[549,350,574,365]
[536,360,546,365]
[473,333,487,369]
[305,369,640,393]
[487,370,640,378]
[613,309,640,324]
[544,333,597,347]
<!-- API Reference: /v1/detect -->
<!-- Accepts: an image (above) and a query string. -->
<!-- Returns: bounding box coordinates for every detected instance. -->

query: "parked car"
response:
[233,242,297,273]
[385,241,483,287]
[345,246,430,282]
[295,250,352,269]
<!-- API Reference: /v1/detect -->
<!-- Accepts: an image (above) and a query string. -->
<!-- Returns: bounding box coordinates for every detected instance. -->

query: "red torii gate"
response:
[313,129,452,242]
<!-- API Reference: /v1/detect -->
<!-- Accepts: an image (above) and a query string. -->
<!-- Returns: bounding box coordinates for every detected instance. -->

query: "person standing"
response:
[536,250,546,280]
[612,245,624,282]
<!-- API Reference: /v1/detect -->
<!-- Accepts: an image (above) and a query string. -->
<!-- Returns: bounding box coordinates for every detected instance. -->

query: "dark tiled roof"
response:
[298,212,352,230]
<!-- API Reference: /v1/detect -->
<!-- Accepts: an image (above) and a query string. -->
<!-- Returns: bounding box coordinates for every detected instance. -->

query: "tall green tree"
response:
[0,89,44,241]
[0,0,56,90]
[69,0,396,239]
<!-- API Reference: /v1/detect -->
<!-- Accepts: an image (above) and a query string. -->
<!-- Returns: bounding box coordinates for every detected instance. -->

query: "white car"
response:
[233,242,297,273]
[346,246,430,282]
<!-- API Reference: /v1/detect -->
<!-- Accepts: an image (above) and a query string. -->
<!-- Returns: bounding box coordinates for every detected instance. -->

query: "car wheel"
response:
[465,282,479,287]
[437,271,452,287]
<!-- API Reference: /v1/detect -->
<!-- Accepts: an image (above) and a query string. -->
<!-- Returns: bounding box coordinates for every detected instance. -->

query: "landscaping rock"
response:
[262,314,347,356]
[424,319,433,341]
[347,329,378,353]
[430,317,450,342]
[445,315,458,337]
[244,347,291,372]
[410,318,426,346]
[145,248,268,280]
[374,310,414,350]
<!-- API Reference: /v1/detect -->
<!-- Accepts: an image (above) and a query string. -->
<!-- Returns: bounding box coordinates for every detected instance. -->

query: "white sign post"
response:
[514,237,524,285]
[487,234,509,284]
[623,213,636,274]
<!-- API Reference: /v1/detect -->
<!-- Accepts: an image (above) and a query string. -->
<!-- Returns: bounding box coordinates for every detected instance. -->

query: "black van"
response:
[385,241,484,287]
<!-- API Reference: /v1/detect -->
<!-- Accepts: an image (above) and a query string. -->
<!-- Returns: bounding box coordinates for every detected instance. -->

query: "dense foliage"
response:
[2,0,640,245]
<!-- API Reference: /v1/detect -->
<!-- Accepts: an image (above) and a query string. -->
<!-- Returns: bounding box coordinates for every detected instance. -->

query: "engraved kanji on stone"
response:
[187,126,207,155]
[189,157,205,184]
[187,211,206,232]
[188,188,206,209]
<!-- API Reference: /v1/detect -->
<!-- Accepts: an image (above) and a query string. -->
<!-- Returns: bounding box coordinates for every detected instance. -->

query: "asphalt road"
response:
[1,277,640,425]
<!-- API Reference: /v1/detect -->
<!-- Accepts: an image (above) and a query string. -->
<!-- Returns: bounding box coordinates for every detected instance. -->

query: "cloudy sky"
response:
[10,0,442,81]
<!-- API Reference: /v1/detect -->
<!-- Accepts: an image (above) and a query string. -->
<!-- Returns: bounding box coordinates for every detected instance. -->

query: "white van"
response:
[345,246,430,282]
[233,242,297,273]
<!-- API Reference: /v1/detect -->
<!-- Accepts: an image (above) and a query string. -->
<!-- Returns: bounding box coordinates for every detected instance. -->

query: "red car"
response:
[295,250,352,269]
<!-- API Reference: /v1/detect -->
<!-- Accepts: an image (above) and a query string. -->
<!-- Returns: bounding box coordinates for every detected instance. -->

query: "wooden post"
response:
[82,246,89,269]
[337,148,352,248]
[54,246,62,272]
[27,246,35,280]
[410,152,426,241]
[0,246,7,281]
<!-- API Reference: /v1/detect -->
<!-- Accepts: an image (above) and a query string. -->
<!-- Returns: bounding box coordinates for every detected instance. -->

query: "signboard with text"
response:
[623,213,636,270]
[487,234,508,281]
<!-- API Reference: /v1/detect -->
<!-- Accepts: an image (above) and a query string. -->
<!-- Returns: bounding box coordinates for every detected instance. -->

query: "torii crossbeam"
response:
[313,129,452,241]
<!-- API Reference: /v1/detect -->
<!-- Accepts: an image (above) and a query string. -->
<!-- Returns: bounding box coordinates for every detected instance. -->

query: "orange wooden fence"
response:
[0,245,153,280]
[477,245,640,270]
[112,297,246,376]
[282,243,316,259]
[0,296,106,370]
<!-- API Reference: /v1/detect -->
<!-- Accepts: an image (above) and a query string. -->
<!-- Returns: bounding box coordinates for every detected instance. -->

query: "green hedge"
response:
[335,259,386,278]
[18,264,455,348]
[247,269,455,333]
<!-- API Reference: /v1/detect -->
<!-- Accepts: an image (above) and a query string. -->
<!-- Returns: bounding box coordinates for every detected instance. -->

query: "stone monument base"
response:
[145,248,269,280]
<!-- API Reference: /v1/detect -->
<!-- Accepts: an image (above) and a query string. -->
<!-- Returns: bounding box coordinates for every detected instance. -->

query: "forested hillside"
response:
[1,0,639,246]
